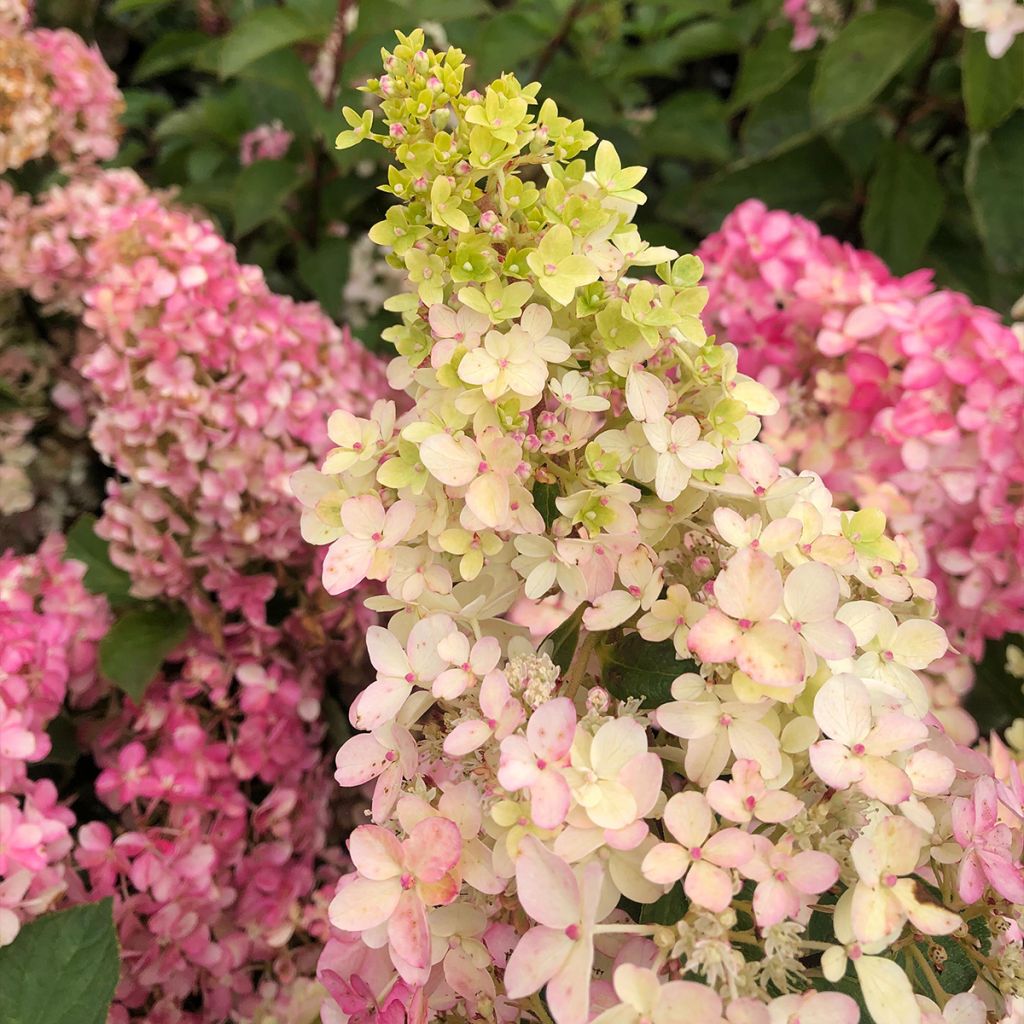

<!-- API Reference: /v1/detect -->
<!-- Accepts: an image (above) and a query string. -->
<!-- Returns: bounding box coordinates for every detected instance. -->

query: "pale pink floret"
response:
[740,833,839,928]
[443,669,525,757]
[329,818,463,984]
[640,791,753,912]
[809,674,927,804]
[323,494,416,595]
[706,759,803,824]
[687,546,804,691]
[334,722,418,823]
[592,963,726,1024]
[503,836,609,1024]
[952,776,1024,905]
[498,698,576,829]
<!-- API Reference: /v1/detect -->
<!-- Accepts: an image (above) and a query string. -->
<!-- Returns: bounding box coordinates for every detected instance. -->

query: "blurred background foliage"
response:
[30,0,1024,355]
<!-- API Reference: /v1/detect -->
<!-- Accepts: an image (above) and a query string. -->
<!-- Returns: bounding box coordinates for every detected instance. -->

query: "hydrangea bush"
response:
[300,30,1024,1024]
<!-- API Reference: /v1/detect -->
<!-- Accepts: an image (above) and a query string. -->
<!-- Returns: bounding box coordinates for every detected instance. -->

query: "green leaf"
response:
[233,159,303,237]
[964,631,1024,733]
[638,882,689,925]
[541,602,589,674]
[532,481,560,531]
[218,7,320,79]
[896,933,977,995]
[811,10,931,126]
[602,634,697,709]
[647,91,734,165]
[966,112,1024,273]
[65,515,135,609]
[43,711,81,767]
[863,141,944,272]
[731,27,807,111]
[109,0,172,13]
[297,238,350,319]
[740,67,815,160]
[963,34,1024,133]
[323,695,352,748]
[133,31,212,82]
[0,900,119,1024]
[99,605,190,702]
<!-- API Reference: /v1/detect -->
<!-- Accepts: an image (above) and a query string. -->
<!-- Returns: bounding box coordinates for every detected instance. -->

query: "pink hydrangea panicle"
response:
[952,776,1024,904]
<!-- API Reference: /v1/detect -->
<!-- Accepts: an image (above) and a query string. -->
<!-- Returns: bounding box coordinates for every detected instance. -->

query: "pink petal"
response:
[704,827,755,869]
[388,889,431,972]
[546,937,595,1024]
[529,769,572,829]
[323,535,373,594]
[663,791,712,849]
[404,817,462,882]
[503,925,573,998]
[335,733,390,787]
[515,836,581,929]
[686,610,741,664]
[349,825,403,880]
[684,859,735,912]
[528,697,577,761]
[861,757,912,805]
[444,720,492,757]
[736,620,804,688]
[641,842,690,885]
[328,874,402,932]
[809,740,862,791]
[752,877,800,927]
[788,851,839,894]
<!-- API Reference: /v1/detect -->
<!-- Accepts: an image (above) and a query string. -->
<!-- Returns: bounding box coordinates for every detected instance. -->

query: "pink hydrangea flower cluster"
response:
[1,169,390,626]
[0,535,109,946]
[301,33,1024,1024]
[698,200,1024,665]
[77,627,347,1024]
[0,9,122,172]
[239,119,294,165]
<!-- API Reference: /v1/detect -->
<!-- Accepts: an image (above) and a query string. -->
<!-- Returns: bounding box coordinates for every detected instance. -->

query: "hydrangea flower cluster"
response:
[239,120,294,166]
[0,535,109,946]
[0,7,122,172]
[1,168,389,626]
[302,31,1024,1024]
[698,201,1024,670]
[78,626,347,1024]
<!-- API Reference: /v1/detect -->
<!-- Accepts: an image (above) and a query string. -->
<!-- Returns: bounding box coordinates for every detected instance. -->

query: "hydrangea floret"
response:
[304,30,1024,1024]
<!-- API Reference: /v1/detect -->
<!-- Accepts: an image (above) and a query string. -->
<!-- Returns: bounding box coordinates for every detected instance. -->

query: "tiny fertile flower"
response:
[443,670,524,757]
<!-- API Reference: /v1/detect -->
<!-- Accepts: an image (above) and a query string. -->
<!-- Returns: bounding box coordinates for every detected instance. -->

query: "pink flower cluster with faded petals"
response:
[0,536,109,945]
[699,199,1024,663]
[239,120,294,165]
[1,169,389,625]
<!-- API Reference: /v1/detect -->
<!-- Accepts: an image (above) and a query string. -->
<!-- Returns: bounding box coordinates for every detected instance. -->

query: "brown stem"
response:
[532,0,588,80]
[894,1,961,141]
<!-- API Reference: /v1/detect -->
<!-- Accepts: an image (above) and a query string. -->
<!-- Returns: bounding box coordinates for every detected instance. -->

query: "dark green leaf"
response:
[966,112,1024,273]
[963,34,1024,133]
[897,933,977,995]
[731,27,807,110]
[43,711,80,767]
[65,515,135,609]
[133,31,212,82]
[863,141,944,272]
[603,634,697,709]
[532,481,560,531]
[647,91,734,165]
[99,605,190,702]
[541,602,589,674]
[323,695,352,748]
[0,900,119,1024]
[639,882,689,925]
[811,10,931,126]
[740,67,815,160]
[964,632,1024,733]
[218,7,320,80]
[109,0,172,13]
[233,159,303,237]
[298,238,350,319]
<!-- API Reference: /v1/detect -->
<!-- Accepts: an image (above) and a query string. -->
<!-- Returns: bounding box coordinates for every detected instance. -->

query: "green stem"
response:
[563,629,598,699]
